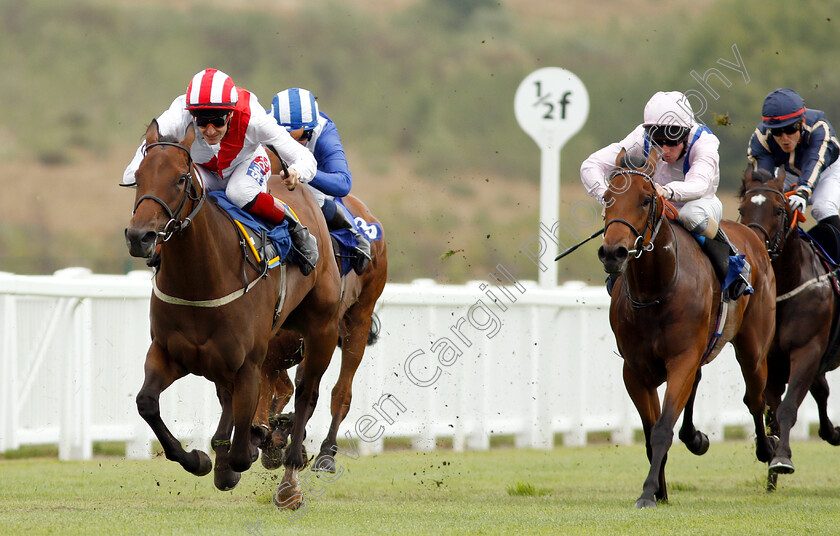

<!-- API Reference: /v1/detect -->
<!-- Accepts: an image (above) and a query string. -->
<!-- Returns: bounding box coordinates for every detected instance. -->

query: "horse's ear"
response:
[615,148,627,167]
[181,123,196,148]
[144,119,160,146]
[743,163,754,184]
[642,144,660,177]
[776,166,786,184]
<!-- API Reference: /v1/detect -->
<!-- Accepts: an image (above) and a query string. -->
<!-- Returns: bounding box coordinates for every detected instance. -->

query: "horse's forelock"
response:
[620,153,648,171]
[738,167,777,198]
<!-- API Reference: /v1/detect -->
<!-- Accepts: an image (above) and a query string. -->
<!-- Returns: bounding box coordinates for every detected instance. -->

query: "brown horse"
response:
[598,149,776,508]
[124,121,340,505]
[739,165,840,489]
[256,156,387,474]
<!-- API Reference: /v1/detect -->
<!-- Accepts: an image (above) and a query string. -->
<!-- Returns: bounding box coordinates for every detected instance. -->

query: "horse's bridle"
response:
[132,141,206,242]
[604,170,666,259]
[742,186,792,260]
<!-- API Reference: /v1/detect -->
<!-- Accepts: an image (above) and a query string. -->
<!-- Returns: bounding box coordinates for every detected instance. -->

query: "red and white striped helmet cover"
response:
[185,68,238,110]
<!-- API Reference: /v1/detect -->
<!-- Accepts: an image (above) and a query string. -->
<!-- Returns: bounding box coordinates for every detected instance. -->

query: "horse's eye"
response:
[642,196,652,207]
[775,207,784,216]
[178,174,187,185]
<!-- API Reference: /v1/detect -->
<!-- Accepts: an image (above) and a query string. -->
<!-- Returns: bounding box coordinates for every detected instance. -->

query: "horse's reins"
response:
[605,169,679,308]
[133,141,206,242]
[133,141,285,310]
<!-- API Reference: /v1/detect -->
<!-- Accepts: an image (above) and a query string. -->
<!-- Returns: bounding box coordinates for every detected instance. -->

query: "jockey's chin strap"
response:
[132,141,206,243]
[604,170,666,259]
[742,186,795,260]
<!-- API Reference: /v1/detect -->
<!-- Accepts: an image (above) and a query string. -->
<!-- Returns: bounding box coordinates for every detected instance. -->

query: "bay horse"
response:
[123,121,341,505]
[599,149,776,508]
[739,165,840,490]
[256,154,387,475]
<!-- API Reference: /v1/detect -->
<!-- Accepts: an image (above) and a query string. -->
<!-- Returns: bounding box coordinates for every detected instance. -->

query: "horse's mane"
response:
[738,167,775,198]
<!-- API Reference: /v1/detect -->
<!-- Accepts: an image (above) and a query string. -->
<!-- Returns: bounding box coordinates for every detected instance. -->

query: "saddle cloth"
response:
[333,198,383,276]
[208,191,292,270]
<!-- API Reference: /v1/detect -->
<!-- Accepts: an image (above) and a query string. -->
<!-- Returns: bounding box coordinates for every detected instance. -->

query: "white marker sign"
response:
[515,68,588,288]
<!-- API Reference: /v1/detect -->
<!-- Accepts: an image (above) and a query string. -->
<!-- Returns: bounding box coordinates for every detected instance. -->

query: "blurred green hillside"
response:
[1,0,838,283]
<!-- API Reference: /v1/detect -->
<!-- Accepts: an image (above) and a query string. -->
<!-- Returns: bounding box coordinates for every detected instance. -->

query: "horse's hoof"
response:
[769,456,795,474]
[214,468,242,491]
[261,443,285,470]
[766,472,778,492]
[635,497,657,509]
[818,426,840,446]
[755,436,775,463]
[686,431,710,456]
[273,480,303,510]
[312,454,336,473]
[229,456,252,474]
[187,450,212,477]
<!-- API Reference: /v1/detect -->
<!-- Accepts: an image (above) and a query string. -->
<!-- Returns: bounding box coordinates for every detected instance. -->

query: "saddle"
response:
[331,199,383,276]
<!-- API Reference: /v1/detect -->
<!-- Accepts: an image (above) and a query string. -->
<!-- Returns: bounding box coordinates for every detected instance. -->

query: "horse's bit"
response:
[132,141,206,242]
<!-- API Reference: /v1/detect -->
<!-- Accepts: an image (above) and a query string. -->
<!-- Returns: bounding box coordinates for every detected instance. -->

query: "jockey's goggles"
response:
[652,136,685,147]
[290,128,313,142]
[191,110,231,128]
[770,121,801,137]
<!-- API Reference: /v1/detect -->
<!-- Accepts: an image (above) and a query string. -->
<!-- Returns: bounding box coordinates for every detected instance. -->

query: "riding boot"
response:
[325,201,371,275]
[247,192,318,276]
[819,215,840,236]
[700,229,751,301]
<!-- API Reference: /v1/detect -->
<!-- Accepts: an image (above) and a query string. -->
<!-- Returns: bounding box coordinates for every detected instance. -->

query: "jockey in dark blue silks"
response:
[269,88,371,275]
[581,91,751,301]
[748,88,840,235]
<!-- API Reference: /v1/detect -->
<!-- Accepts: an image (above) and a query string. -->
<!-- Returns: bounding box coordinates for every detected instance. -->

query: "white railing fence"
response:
[0,268,836,460]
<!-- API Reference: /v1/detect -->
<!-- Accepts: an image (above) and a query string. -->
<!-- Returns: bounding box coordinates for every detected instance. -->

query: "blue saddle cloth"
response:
[208,191,292,268]
[333,198,383,276]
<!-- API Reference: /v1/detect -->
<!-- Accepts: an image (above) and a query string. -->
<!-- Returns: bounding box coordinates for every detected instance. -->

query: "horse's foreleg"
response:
[622,363,663,509]
[769,345,822,473]
[228,362,262,473]
[211,387,241,491]
[811,374,840,445]
[678,369,710,455]
[136,342,211,476]
[314,308,372,473]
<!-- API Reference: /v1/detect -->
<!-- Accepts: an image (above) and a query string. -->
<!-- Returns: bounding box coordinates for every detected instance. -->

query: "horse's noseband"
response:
[133,141,206,242]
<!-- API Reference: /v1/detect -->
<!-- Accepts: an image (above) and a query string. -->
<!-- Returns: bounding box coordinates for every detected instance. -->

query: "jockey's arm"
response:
[310,123,352,197]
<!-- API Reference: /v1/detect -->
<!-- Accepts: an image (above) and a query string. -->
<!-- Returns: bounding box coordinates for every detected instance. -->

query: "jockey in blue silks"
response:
[581,91,751,301]
[748,88,840,235]
[269,88,371,275]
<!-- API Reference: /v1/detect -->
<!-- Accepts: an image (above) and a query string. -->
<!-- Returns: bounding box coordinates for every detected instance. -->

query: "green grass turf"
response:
[2,440,840,535]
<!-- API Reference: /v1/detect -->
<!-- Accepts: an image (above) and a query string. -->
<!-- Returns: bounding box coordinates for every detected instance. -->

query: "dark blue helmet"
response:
[761,88,806,128]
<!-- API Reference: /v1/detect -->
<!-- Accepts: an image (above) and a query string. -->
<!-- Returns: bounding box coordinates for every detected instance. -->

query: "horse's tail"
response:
[336,312,381,348]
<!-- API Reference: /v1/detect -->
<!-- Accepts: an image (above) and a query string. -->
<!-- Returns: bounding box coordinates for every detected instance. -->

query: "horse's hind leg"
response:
[136,342,211,476]
[678,369,710,455]
[812,374,840,445]
[732,332,773,463]
[314,303,375,472]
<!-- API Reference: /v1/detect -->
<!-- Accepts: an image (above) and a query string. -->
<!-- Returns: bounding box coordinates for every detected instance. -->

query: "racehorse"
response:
[739,165,840,489]
[123,121,341,504]
[599,149,776,508]
[255,155,387,475]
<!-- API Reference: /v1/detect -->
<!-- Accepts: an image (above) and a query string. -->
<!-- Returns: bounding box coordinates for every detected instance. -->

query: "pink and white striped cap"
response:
[185,68,238,110]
